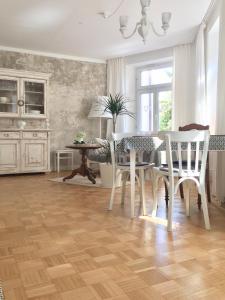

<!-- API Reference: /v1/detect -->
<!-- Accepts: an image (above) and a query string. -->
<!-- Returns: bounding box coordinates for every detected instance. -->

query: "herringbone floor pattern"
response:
[1,172,225,299]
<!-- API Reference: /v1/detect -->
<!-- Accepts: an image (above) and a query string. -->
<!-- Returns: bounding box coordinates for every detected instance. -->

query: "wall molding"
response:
[0,45,106,64]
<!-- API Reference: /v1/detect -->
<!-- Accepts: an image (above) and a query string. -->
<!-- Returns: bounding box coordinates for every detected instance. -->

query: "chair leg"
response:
[164,180,169,207]
[206,166,211,203]
[57,153,60,173]
[185,181,190,217]
[151,172,159,218]
[121,172,127,207]
[140,169,146,216]
[179,182,184,199]
[168,178,174,232]
[197,194,202,210]
[200,186,211,230]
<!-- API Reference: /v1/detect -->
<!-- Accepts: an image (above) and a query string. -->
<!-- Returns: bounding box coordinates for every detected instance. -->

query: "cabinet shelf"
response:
[0,89,17,92]
[0,103,17,105]
[25,104,44,107]
[25,91,44,95]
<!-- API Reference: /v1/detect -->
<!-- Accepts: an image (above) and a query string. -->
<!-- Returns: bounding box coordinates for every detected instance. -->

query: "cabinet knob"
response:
[33,133,38,137]
[4,133,9,137]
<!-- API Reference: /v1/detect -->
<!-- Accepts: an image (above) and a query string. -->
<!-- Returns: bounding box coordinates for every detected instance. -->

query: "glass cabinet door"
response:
[23,80,45,117]
[0,78,19,115]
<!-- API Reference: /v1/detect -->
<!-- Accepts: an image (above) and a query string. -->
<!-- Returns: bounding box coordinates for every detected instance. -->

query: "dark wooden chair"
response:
[164,123,211,210]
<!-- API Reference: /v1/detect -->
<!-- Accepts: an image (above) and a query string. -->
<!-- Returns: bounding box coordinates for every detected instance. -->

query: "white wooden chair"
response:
[151,130,210,232]
[108,132,153,216]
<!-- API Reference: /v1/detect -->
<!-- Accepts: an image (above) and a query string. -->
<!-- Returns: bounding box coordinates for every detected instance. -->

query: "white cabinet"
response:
[0,69,49,119]
[0,140,20,173]
[0,130,50,175]
[21,140,48,172]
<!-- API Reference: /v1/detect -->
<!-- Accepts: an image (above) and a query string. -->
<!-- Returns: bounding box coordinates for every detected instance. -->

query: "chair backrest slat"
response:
[187,142,191,173]
[195,141,200,172]
[159,130,210,178]
[110,132,140,168]
[178,142,182,175]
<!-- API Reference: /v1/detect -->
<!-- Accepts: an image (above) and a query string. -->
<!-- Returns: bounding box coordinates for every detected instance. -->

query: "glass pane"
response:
[139,93,153,131]
[141,67,173,86]
[141,71,151,86]
[0,79,18,114]
[24,81,45,115]
[159,91,172,131]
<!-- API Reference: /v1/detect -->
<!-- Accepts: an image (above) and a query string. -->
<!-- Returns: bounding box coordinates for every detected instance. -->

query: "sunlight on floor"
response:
[139,215,181,229]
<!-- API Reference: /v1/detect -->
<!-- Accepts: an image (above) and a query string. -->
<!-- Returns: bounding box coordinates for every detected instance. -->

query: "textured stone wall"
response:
[0,50,107,169]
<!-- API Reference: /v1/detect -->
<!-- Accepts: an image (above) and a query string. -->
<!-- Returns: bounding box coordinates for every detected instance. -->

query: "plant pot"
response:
[100,163,122,188]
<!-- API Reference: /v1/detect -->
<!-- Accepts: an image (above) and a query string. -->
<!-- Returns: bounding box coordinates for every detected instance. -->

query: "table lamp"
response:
[88,96,112,138]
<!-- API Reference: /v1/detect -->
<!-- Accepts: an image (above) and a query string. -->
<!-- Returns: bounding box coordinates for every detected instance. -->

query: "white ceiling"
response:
[0,0,211,60]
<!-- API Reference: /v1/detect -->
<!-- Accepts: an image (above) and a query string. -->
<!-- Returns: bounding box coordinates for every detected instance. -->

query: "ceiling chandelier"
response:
[119,0,172,43]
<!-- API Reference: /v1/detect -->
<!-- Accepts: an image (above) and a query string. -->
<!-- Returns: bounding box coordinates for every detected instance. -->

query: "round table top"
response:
[66,143,102,150]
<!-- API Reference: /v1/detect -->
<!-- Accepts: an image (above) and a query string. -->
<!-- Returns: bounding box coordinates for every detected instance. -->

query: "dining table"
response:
[120,134,225,218]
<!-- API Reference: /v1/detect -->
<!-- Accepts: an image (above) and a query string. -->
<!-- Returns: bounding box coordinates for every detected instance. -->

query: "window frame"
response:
[136,61,173,132]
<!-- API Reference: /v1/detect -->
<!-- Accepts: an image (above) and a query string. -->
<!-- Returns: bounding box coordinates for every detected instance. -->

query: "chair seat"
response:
[154,165,200,178]
[162,160,201,168]
[118,162,153,169]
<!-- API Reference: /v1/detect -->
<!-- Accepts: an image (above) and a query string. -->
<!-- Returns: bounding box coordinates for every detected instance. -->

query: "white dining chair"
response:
[108,132,153,217]
[151,130,211,232]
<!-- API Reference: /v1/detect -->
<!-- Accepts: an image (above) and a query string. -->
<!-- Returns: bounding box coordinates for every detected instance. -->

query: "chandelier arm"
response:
[106,0,126,18]
[120,22,141,39]
[149,22,166,37]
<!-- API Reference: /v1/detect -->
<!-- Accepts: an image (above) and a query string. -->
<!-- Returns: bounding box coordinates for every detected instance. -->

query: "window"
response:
[136,63,173,132]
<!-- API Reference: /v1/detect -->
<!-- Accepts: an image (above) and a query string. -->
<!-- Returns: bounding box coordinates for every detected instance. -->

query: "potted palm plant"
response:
[97,93,135,188]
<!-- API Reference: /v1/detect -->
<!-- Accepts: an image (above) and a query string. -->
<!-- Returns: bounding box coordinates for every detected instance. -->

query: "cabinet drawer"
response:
[0,132,20,139]
[22,132,48,139]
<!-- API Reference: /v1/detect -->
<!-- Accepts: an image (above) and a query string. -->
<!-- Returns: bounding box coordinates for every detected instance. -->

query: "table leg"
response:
[130,149,136,218]
[63,149,97,184]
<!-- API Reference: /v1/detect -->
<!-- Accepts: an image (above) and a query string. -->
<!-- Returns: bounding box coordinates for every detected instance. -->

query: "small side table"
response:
[63,144,102,184]
[55,150,74,173]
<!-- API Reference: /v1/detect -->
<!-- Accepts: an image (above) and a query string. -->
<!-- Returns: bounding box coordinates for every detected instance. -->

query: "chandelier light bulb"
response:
[162,12,172,24]
[140,0,151,8]
[119,15,129,27]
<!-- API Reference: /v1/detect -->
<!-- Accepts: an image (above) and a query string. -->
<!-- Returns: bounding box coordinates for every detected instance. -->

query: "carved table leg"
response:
[63,168,81,181]
[63,148,97,184]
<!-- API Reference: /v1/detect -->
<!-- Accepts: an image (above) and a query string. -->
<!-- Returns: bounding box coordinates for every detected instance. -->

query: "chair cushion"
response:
[118,162,150,167]
[160,160,201,172]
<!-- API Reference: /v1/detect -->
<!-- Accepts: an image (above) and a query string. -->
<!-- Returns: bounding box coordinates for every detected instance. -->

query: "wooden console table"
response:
[63,144,101,184]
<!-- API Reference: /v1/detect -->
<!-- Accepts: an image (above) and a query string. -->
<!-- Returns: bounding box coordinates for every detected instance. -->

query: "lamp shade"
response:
[88,96,112,119]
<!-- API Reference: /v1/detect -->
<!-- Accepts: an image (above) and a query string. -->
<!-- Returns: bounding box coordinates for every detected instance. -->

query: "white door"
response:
[0,140,20,173]
[21,140,48,171]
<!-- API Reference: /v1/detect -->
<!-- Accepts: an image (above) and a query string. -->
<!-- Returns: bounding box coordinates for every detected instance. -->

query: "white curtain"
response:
[173,44,195,130]
[216,0,225,203]
[194,22,207,125]
[107,57,126,133]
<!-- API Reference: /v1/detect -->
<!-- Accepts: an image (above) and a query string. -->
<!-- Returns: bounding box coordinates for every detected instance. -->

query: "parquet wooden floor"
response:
[1,172,225,300]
